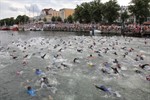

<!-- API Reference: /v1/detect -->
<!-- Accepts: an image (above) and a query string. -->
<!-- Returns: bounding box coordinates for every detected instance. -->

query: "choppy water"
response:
[0,31,150,100]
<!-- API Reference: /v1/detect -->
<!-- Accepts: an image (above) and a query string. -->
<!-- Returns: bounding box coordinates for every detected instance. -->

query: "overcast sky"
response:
[0,0,131,19]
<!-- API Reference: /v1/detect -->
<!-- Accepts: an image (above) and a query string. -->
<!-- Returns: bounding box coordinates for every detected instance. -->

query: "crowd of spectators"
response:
[23,22,150,34]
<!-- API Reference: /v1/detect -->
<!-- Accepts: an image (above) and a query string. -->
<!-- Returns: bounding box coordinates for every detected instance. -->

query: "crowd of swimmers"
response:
[0,33,150,99]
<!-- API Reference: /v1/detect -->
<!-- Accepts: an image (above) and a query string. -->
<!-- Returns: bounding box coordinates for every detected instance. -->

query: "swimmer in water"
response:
[27,86,36,96]
[95,85,121,97]
[113,59,118,63]
[139,64,150,70]
[111,67,119,74]
[35,69,43,75]
[40,77,52,88]
[73,58,79,63]
[95,85,111,94]
[101,68,110,74]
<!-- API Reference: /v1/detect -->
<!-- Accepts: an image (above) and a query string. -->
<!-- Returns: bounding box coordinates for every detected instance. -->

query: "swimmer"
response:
[111,67,119,74]
[77,49,83,53]
[101,68,110,74]
[113,52,118,55]
[95,85,111,94]
[88,54,96,59]
[27,86,36,96]
[95,85,121,97]
[98,53,102,57]
[41,53,46,59]
[40,77,52,88]
[104,62,111,68]
[35,69,43,75]
[139,64,150,69]
[58,48,62,52]
[46,66,51,71]
[12,56,17,59]
[89,54,93,57]
[146,75,150,81]
[23,54,28,58]
[61,63,69,68]
[135,70,142,74]
[134,58,139,61]
[22,59,27,66]
[73,58,79,63]
[113,59,118,63]
[116,63,121,69]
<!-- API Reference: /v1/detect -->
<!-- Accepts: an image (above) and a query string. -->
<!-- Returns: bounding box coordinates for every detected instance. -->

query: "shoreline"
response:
[0,29,150,37]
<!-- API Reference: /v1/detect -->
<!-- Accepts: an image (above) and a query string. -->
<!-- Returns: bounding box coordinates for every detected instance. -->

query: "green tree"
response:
[15,15,22,24]
[57,16,62,22]
[128,0,150,24]
[9,17,15,25]
[43,17,47,22]
[121,10,129,22]
[80,2,91,23]
[23,15,29,23]
[15,15,29,24]
[64,18,67,23]
[0,15,29,26]
[89,0,103,23]
[74,0,104,23]
[103,0,120,23]
[0,18,14,26]
[74,5,83,23]
[51,16,56,22]
[74,2,91,23]
[67,15,73,23]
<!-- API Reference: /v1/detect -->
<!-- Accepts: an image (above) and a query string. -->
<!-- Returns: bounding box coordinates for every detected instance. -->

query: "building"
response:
[59,8,74,21]
[40,8,59,22]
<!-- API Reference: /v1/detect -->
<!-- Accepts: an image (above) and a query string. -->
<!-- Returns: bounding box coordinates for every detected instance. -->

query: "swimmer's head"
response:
[27,86,31,90]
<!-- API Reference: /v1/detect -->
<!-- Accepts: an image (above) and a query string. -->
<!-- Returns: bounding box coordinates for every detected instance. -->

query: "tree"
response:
[23,15,29,23]
[74,0,104,23]
[0,15,29,26]
[89,0,103,23]
[9,17,15,25]
[74,2,92,23]
[128,0,150,24]
[103,0,120,23]
[43,17,47,22]
[51,16,56,22]
[64,19,67,23]
[57,16,62,22]
[67,15,73,23]
[121,10,129,22]
[80,2,91,23]
[15,15,29,24]
[15,15,22,24]
[74,5,83,23]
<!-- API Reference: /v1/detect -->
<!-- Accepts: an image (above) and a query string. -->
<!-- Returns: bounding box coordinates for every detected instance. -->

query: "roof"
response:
[42,8,52,15]
[42,8,52,11]
[59,8,74,11]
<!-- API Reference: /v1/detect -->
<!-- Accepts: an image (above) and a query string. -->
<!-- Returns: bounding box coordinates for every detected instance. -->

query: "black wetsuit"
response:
[140,64,149,69]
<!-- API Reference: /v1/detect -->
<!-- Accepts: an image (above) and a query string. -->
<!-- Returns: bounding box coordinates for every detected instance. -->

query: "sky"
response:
[0,0,131,19]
